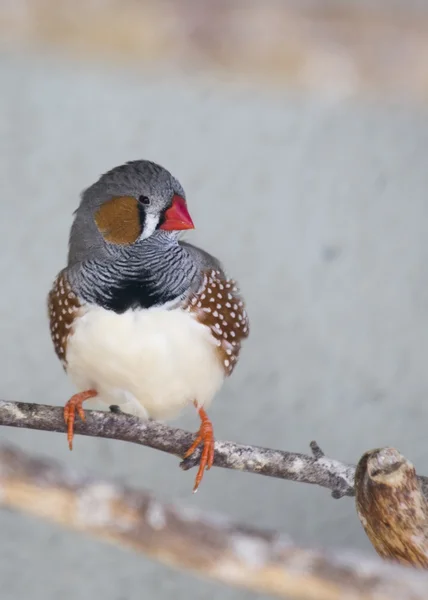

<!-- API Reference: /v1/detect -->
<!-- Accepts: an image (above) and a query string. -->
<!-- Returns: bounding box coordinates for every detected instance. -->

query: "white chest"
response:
[65,304,225,420]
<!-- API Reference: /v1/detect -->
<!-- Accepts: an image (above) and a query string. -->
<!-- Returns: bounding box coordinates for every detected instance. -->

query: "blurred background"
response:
[1,0,428,598]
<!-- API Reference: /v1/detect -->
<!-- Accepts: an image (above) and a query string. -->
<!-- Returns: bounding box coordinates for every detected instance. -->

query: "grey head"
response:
[65,160,221,312]
[68,160,194,267]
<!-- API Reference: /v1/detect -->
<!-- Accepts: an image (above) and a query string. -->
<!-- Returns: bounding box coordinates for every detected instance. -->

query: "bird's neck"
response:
[68,232,198,312]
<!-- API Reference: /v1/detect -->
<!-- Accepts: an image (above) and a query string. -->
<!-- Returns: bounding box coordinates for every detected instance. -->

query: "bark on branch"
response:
[2,444,428,600]
[1,400,428,502]
[355,447,428,568]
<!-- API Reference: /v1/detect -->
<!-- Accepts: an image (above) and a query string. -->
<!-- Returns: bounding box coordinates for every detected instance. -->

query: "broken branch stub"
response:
[355,447,428,568]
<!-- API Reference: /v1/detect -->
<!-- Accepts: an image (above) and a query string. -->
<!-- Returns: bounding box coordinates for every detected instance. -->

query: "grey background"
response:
[1,49,428,598]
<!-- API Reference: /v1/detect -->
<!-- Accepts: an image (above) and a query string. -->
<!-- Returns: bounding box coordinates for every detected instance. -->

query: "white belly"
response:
[65,304,225,420]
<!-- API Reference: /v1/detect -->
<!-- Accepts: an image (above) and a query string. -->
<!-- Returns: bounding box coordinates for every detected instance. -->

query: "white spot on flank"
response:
[213,310,218,318]
[230,312,236,318]
[200,294,206,300]
[224,359,230,367]
[217,293,222,299]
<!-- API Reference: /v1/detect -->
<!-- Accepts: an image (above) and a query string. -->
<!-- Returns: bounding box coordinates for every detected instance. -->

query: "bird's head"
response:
[68,160,194,264]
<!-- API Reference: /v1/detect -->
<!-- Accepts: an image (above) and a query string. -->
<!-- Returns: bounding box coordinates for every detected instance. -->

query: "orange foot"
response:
[63,389,97,450]
[183,402,215,493]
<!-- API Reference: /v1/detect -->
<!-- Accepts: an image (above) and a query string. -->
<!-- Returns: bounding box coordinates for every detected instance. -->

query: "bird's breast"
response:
[65,303,225,419]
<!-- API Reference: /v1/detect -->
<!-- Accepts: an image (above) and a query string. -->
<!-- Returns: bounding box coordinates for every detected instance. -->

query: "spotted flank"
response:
[48,271,81,368]
[186,269,249,376]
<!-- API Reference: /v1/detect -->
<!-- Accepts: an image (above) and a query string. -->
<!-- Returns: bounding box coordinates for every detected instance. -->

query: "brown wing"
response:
[47,271,81,368]
[185,268,249,376]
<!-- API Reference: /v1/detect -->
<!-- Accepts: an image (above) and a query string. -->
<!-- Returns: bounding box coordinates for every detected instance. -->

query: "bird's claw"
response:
[183,406,215,492]
[63,389,97,450]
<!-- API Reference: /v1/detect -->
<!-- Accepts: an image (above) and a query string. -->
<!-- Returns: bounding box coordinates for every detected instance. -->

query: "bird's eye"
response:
[138,195,151,206]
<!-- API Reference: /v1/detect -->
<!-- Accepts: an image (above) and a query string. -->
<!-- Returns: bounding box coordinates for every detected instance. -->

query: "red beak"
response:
[159,194,194,231]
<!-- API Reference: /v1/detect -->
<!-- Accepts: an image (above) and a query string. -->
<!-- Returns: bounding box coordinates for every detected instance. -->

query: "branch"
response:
[3,0,428,102]
[1,400,428,502]
[2,445,428,600]
[355,448,428,567]
[0,400,357,497]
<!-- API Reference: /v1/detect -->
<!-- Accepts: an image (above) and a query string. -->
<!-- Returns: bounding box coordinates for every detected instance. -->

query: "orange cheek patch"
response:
[95,196,142,244]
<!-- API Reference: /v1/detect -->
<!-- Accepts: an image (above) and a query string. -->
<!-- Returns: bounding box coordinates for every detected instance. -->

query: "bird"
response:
[47,160,249,492]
